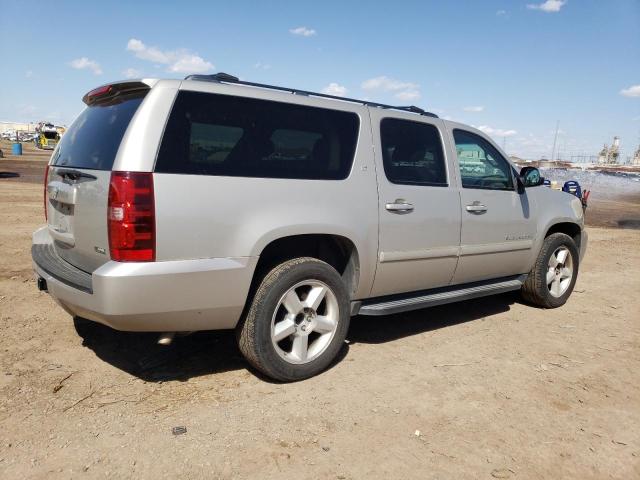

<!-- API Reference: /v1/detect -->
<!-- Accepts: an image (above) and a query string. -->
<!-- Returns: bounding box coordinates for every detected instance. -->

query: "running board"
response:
[355,275,527,316]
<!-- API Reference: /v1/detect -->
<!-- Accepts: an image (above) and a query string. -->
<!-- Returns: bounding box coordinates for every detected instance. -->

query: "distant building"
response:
[0,121,37,134]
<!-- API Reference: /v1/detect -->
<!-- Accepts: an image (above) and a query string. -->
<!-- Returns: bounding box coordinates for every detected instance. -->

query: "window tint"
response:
[52,93,145,170]
[453,129,514,190]
[380,118,447,186]
[190,123,243,165]
[155,91,359,180]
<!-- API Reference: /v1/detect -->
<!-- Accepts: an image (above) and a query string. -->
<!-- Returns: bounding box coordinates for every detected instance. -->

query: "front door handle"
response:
[465,202,487,214]
[385,200,414,213]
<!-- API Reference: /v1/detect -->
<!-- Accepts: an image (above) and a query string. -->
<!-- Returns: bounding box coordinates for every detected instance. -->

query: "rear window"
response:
[155,91,360,180]
[52,93,145,170]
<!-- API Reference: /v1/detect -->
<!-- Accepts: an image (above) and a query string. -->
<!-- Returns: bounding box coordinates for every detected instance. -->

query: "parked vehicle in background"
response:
[34,123,61,150]
[32,74,588,381]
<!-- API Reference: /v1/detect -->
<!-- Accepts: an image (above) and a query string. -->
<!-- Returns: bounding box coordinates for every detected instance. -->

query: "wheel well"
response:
[253,234,360,298]
[545,222,581,250]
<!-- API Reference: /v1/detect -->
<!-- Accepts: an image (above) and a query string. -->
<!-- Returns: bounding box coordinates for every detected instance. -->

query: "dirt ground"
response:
[1,151,639,479]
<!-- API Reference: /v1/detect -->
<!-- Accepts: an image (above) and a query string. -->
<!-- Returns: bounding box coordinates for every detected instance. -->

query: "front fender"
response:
[527,188,585,269]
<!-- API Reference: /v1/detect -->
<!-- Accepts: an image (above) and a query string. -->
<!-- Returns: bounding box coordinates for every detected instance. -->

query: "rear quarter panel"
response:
[151,85,379,299]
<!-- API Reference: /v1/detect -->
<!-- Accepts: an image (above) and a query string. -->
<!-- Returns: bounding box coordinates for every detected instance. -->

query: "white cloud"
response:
[361,76,417,92]
[25,70,33,78]
[127,38,169,63]
[122,68,142,79]
[395,89,421,101]
[321,82,348,97]
[289,26,316,37]
[168,56,213,73]
[254,62,272,70]
[126,38,213,74]
[18,104,37,115]
[477,125,517,137]
[527,0,566,13]
[463,105,485,112]
[361,76,421,101]
[496,9,507,15]
[620,84,640,97]
[69,57,103,75]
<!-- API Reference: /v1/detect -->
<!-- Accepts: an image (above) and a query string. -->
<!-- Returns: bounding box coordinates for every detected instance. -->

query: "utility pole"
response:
[550,121,560,162]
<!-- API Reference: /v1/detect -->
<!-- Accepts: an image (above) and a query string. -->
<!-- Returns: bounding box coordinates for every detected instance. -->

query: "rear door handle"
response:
[385,200,414,213]
[465,202,487,214]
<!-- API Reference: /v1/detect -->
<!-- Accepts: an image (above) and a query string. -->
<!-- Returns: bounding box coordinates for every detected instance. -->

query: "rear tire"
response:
[237,257,350,381]
[521,233,579,308]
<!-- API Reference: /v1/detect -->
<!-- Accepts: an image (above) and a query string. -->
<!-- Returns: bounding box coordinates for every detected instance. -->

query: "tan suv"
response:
[33,73,587,381]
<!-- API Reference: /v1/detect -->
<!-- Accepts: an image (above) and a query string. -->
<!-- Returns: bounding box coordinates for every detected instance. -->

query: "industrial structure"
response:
[632,144,640,166]
[598,136,620,165]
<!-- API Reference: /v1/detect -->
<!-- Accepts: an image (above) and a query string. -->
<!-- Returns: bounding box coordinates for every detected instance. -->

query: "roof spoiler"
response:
[82,81,150,106]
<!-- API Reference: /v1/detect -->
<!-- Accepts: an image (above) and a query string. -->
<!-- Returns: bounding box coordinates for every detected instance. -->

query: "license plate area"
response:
[47,181,77,245]
[50,200,75,231]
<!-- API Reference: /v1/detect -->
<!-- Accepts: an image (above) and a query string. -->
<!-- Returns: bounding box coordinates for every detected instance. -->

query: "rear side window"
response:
[380,118,447,186]
[155,91,360,180]
[52,94,145,170]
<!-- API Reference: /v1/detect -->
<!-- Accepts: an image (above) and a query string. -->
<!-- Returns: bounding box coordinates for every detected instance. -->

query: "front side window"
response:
[156,91,359,180]
[380,118,447,186]
[453,129,514,190]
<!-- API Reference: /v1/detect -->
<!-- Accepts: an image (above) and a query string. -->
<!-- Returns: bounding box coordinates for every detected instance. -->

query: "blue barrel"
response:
[562,180,582,198]
[11,143,22,155]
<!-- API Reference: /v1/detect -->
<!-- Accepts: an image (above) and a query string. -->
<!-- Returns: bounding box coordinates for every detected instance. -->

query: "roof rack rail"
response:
[183,72,439,118]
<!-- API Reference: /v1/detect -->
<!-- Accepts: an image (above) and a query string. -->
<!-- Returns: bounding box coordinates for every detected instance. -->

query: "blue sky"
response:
[1,0,639,160]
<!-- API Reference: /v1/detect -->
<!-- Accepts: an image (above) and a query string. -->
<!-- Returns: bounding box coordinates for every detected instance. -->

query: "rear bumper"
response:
[32,226,257,332]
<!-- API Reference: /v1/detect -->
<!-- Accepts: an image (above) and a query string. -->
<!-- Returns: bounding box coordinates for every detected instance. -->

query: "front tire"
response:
[521,233,579,308]
[237,257,350,381]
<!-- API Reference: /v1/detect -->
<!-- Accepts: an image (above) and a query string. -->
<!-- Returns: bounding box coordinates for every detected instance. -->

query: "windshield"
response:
[52,93,145,170]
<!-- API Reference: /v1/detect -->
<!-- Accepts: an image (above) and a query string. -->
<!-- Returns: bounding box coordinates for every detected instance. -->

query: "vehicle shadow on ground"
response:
[74,318,248,382]
[347,292,518,344]
[74,292,518,382]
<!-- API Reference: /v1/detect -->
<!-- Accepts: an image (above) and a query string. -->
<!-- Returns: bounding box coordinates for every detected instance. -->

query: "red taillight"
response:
[108,171,155,262]
[44,164,50,221]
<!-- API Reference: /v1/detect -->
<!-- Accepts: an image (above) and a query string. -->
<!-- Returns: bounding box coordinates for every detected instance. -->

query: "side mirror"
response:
[519,166,544,188]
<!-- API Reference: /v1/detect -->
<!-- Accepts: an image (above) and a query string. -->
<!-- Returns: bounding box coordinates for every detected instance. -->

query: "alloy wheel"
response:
[270,280,340,364]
